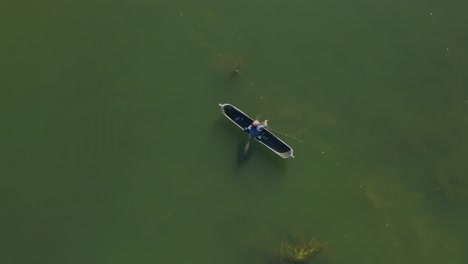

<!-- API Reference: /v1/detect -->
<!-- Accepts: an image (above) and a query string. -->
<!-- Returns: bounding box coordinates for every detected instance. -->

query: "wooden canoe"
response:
[219,103,294,159]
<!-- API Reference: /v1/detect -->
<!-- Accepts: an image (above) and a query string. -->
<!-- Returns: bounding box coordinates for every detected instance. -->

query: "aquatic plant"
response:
[213,53,246,77]
[229,56,246,75]
[273,238,326,263]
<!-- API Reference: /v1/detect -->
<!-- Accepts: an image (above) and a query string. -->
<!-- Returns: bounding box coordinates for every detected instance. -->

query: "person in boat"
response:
[244,120,268,138]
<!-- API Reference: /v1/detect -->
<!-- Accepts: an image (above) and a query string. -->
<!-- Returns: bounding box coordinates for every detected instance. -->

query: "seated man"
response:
[244,120,268,138]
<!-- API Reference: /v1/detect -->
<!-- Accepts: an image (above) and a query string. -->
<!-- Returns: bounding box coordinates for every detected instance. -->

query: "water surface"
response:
[1,1,467,263]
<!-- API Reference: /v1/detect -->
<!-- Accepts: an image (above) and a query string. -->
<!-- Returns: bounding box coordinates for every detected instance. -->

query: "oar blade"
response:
[243,136,251,156]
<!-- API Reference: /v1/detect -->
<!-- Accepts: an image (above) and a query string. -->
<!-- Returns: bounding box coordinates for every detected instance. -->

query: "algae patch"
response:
[273,238,327,263]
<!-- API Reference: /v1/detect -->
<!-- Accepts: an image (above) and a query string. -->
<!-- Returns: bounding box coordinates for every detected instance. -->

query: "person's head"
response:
[252,120,260,127]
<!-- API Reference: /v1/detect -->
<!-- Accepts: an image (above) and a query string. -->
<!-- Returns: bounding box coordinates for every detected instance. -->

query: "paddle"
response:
[243,115,259,156]
[243,135,251,156]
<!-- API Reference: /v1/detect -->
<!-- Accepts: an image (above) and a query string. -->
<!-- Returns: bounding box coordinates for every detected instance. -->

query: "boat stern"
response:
[281,150,295,159]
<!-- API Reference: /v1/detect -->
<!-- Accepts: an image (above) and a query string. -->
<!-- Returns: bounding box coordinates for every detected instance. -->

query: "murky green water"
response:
[2,1,468,263]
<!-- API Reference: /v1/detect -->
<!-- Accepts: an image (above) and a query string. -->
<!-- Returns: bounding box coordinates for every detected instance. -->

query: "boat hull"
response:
[219,103,294,159]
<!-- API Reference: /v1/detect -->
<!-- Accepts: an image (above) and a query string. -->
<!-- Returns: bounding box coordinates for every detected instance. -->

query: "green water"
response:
[2,1,468,263]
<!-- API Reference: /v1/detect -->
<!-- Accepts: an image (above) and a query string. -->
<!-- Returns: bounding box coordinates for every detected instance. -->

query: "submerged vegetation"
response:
[213,52,246,78]
[272,238,327,263]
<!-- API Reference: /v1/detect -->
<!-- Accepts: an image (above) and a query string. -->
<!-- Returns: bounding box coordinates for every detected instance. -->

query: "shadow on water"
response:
[212,116,288,179]
[235,139,288,175]
[235,138,253,167]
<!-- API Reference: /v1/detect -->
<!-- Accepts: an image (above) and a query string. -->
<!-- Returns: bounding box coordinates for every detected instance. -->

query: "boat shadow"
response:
[213,116,288,177]
[235,139,254,167]
[235,141,288,179]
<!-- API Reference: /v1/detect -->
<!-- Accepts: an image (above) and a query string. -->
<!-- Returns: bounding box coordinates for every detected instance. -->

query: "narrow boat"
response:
[219,103,294,159]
